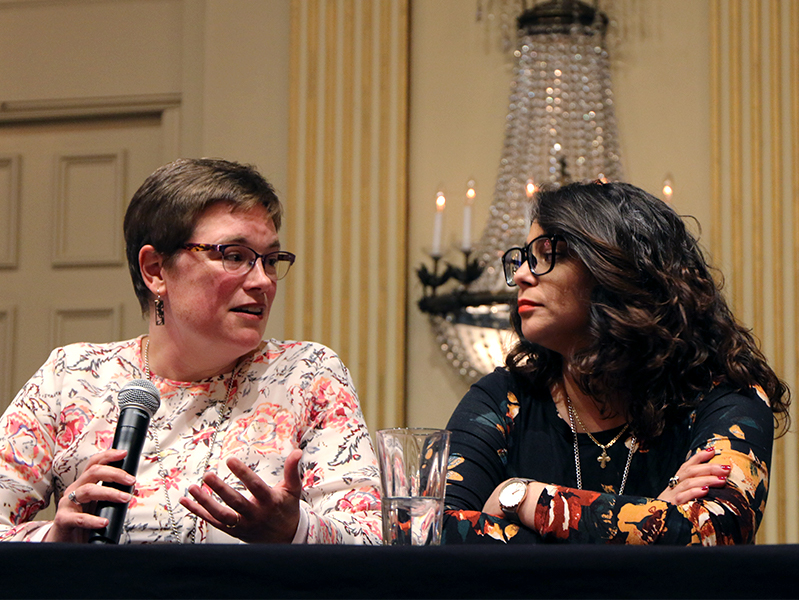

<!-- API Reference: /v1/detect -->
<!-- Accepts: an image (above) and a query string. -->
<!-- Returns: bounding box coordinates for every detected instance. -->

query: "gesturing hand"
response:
[45,448,135,543]
[658,446,732,505]
[179,449,303,544]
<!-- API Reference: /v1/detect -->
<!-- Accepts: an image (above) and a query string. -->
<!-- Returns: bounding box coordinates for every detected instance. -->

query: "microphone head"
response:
[118,379,161,417]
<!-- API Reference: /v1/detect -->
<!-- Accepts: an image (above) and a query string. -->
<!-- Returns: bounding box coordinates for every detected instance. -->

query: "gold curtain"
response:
[285,0,409,433]
[711,0,799,543]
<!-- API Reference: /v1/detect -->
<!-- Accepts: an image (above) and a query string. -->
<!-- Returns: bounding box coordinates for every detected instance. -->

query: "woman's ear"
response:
[139,245,166,296]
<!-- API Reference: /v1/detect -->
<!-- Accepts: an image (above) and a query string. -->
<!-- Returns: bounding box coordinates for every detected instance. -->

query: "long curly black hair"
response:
[506,181,790,443]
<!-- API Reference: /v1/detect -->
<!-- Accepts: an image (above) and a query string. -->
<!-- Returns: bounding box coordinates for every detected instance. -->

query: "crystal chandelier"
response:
[418,0,624,382]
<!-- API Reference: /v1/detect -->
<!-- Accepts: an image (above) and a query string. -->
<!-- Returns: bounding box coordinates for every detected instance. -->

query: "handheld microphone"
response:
[88,379,160,544]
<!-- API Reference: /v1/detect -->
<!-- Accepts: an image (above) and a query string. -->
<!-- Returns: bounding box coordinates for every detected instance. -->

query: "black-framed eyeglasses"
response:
[183,243,296,281]
[501,235,566,286]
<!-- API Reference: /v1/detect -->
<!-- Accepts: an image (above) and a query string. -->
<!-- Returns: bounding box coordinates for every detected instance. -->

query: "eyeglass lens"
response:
[502,236,559,285]
[220,245,293,280]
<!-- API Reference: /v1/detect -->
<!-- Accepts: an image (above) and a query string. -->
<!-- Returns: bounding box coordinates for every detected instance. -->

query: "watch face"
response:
[500,481,527,507]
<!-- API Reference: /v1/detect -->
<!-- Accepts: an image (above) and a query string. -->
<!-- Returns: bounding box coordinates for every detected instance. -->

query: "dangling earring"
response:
[154,295,165,326]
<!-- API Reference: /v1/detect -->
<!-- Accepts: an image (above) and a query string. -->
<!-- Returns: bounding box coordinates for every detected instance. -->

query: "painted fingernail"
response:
[705,447,715,452]
[718,475,727,481]
[721,465,731,471]
[702,486,709,491]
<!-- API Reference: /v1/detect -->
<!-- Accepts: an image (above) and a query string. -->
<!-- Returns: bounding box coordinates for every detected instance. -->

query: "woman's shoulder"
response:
[695,383,773,418]
[698,383,770,407]
[447,368,550,437]
[257,339,342,361]
[471,367,541,398]
[456,367,544,414]
[673,383,776,444]
[55,338,138,356]
[23,338,142,395]
[41,338,139,369]
[470,367,514,394]
[253,339,351,376]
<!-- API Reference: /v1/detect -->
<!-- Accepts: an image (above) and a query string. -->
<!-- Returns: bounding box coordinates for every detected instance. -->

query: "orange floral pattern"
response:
[443,369,773,545]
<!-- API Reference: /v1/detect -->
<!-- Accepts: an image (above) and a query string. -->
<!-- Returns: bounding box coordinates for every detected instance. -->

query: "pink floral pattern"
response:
[0,337,381,544]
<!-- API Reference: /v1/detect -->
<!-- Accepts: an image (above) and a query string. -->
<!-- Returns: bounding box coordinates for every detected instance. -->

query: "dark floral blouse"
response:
[443,368,773,545]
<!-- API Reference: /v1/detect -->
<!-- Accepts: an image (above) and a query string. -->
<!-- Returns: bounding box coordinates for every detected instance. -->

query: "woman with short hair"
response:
[0,158,381,544]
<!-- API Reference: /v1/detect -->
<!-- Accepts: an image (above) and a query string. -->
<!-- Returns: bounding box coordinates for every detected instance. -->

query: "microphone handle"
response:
[87,407,151,544]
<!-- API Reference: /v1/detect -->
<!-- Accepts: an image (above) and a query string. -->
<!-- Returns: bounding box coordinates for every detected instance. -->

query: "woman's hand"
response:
[45,449,135,543]
[658,446,731,504]
[179,449,303,544]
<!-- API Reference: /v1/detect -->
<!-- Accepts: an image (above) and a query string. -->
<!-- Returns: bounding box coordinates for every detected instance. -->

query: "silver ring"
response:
[668,475,680,489]
[68,490,81,506]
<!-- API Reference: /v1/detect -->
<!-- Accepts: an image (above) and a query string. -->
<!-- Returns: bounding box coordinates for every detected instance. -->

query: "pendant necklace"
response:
[564,391,636,495]
[143,337,239,543]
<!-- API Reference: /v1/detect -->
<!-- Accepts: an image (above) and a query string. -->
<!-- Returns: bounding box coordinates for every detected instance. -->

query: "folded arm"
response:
[443,377,772,545]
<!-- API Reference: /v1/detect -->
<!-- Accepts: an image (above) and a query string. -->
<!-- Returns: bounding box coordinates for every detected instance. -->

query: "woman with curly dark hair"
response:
[442,181,790,545]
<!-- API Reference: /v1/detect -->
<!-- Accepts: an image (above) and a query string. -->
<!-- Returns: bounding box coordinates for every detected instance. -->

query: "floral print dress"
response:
[443,369,773,545]
[0,337,381,544]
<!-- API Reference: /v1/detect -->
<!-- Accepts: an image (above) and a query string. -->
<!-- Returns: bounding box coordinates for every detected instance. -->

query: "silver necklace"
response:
[564,392,636,495]
[143,338,238,543]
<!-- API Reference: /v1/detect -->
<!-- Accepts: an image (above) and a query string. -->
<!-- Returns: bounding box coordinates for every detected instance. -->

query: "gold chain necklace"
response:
[565,393,628,468]
[143,338,238,543]
[564,391,636,495]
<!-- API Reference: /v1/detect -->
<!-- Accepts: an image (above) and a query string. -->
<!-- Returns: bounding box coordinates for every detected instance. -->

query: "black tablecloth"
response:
[0,543,795,599]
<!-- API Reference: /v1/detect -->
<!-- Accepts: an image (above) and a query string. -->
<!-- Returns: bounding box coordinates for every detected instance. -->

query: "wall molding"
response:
[0,154,21,268]
[0,93,182,124]
[0,306,15,409]
[50,305,123,349]
[52,149,127,267]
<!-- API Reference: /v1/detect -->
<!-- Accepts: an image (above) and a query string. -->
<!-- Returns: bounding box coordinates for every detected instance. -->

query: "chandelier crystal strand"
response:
[431,2,625,382]
[473,6,624,297]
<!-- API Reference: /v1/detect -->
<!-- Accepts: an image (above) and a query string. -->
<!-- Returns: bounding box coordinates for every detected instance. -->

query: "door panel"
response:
[0,116,164,410]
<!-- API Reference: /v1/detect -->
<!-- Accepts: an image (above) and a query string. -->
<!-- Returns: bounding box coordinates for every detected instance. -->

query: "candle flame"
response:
[662,176,674,201]
[526,179,536,198]
[466,181,476,204]
[436,191,446,210]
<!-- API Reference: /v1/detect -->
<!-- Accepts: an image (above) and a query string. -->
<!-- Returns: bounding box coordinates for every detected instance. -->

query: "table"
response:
[0,543,796,598]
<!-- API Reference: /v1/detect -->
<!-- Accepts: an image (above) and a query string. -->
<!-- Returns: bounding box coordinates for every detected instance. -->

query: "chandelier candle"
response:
[431,191,445,257]
[462,181,476,251]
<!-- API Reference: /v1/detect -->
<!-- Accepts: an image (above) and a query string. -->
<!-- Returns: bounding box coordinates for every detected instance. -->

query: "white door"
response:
[0,115,167,410]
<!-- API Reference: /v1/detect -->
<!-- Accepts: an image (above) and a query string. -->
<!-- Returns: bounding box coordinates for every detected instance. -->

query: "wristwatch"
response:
[498,478,533,522]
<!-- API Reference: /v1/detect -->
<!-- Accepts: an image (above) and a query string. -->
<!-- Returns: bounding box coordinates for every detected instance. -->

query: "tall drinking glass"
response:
[376,428,451,546]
